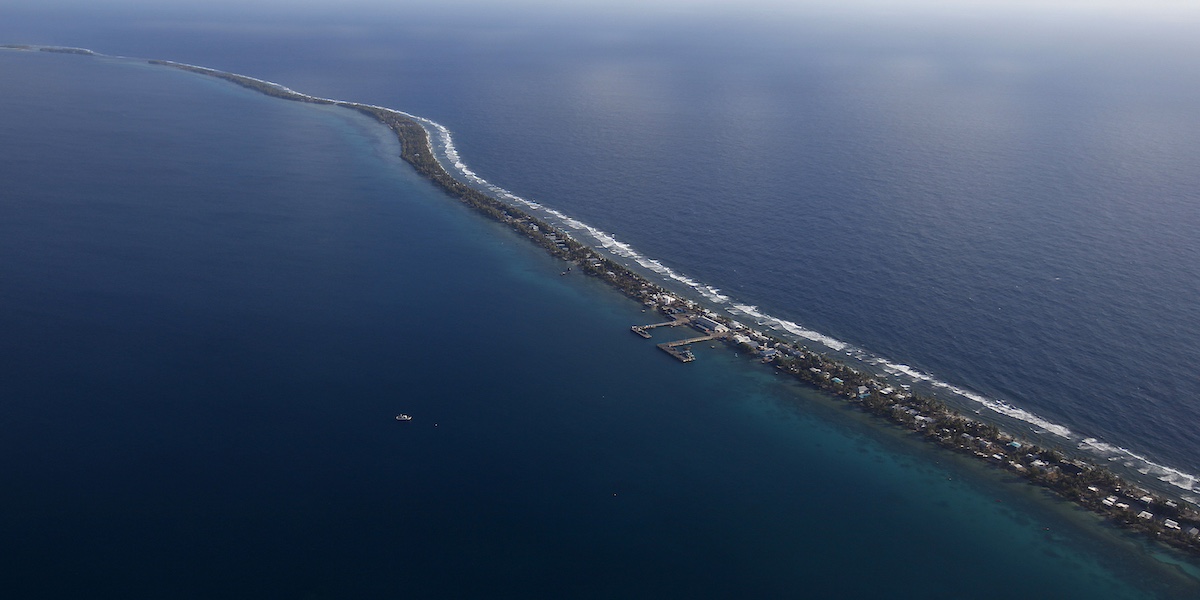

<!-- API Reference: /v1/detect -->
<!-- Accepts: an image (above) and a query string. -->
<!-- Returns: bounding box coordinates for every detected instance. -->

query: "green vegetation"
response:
[147,61,333,104]
[1,45,94,54]
[725,312,1200,555]
[38,47,94,55]
[151,57,1200,559]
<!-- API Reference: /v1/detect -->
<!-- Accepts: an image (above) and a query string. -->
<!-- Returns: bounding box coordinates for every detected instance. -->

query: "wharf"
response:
[149,54,1200,556]
[656,335,717,363]
[631,315,691,339]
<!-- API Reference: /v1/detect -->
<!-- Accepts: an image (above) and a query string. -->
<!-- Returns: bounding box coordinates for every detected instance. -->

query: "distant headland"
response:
[0,44,96,55]
[9,44,1200,559]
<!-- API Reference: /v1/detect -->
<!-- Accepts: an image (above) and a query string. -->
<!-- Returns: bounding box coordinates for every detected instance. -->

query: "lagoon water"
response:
[17,4,1200,490]
[3,4,1200,598]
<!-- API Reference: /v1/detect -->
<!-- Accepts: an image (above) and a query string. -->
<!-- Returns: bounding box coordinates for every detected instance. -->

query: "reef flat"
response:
[113,51,1200,559]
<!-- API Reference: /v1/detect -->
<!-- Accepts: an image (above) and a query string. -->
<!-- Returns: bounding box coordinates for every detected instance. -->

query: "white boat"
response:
[395,414,413,421]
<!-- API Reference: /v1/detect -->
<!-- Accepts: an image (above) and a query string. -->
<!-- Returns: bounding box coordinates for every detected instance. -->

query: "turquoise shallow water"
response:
[41,5,1200,498]
[2,49,1199,598]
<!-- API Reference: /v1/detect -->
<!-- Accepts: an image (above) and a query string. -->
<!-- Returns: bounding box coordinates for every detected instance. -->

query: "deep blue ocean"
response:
[4,3,1200,597]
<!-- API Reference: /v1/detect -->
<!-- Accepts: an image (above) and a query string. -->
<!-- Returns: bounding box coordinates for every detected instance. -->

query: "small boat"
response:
[395,414,413,421]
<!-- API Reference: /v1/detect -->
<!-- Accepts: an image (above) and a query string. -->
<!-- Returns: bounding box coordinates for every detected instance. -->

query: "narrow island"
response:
[27,48,1198,559]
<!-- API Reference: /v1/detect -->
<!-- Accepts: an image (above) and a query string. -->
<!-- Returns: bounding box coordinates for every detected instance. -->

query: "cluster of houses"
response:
[629,294,1200,554]
[453,119,1200,556]
[157,55,1200,555]
[332,83,1200,559]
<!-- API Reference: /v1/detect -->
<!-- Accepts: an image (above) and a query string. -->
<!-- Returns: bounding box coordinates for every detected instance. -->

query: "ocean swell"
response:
[419,109,1200,502]
[52,44,1194,504]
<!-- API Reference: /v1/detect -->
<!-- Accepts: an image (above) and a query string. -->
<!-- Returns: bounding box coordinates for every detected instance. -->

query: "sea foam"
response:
[419,115,1200,501]
[127,46,1200,505]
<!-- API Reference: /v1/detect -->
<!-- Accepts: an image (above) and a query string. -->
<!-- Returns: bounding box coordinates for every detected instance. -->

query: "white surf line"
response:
[419,111,1200,498]
[121,46,1199,500]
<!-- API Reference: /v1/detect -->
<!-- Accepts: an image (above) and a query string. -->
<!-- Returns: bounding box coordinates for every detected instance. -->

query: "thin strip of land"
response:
[142,55,1200,559]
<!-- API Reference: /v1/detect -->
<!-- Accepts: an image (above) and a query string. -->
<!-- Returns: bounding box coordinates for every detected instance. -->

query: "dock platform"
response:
[656,335,716,363]
[630,315,691,339]
[657,343,695,362]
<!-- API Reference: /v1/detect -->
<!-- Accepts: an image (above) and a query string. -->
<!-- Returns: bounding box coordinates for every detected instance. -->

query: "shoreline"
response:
[11,45,1199,561]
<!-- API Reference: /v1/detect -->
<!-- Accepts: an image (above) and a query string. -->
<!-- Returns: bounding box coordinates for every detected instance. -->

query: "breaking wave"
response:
[418,114,1200,502]
[422,120,734,305]
[108,43,1196,505]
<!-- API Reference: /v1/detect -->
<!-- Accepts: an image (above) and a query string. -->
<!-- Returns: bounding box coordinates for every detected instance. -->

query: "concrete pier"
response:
[631,315,691,339]
[657,343,695,362]
[661,335,716,348]
[656,335,716,363]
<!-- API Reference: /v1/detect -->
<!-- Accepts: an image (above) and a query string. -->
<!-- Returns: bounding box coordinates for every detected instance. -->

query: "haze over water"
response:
[4,1,1200,597]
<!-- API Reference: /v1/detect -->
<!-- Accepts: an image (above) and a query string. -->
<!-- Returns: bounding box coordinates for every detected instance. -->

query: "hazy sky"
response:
[9,0,1200,43]
[6,0,1198,66]
[10,0,1200,19]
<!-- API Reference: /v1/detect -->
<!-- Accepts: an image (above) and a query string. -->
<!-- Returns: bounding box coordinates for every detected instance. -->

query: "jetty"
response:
[631,315,690,339]
[633,311,731,363]
[143,55,1200,559]
[656,335,716,363]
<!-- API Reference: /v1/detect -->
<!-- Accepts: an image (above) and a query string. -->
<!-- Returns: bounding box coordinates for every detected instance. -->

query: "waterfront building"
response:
[692,315,728,334]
